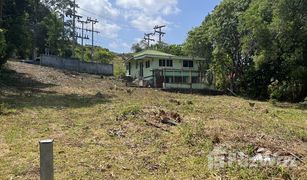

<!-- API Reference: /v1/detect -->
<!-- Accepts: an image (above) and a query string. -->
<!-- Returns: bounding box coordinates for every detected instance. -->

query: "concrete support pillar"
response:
[39,139,54,180]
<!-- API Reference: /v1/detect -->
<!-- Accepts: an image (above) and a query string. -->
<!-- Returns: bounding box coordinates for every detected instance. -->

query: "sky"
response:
[76,0,222,53]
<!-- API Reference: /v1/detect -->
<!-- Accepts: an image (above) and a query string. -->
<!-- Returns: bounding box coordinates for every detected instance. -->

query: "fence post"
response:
[39,139,54,180]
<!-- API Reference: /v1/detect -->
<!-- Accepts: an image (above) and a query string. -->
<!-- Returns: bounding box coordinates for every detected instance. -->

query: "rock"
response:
[263,150,272,156]
[252,154,263,161]
[256,148,266,153]
[161,117,178,126]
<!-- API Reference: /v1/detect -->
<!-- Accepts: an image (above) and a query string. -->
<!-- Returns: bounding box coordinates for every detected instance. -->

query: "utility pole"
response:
[154,25,166,44]
[144,33,155,48]
[68,0,82,58]
[76,20,90,61]
[86,17,99,62]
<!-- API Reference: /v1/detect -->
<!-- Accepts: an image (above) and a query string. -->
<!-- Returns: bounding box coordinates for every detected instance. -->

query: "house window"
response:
[135,62,138,69]
[159,59,166,67]
[145,61,150,68]
[183,60,194,68]
[166,60,173,67]
[160,59,172,67]
[165,76,173,83]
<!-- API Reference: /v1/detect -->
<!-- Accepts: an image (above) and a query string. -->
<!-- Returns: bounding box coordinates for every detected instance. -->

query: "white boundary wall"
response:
[41,55,113,75]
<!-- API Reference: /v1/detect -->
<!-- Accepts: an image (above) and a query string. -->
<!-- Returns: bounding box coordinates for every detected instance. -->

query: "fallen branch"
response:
[160,118,178,126]
[227,88,237,97]
[283,148,305,164]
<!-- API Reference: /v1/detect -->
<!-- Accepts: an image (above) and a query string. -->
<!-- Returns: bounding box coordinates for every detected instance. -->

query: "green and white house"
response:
[126,50,215,90]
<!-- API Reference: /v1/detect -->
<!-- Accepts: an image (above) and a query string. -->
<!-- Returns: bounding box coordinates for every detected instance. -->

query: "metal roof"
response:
[128,50,206,61]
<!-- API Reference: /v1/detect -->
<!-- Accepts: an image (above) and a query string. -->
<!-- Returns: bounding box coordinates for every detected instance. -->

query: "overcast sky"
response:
[76,0,221,53]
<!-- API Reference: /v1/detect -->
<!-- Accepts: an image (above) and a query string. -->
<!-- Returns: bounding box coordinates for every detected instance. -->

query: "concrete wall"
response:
[41,55,113,75]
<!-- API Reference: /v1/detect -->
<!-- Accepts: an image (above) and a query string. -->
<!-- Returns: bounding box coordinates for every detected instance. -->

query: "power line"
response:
[87,17,99,62]
[78,8,135,30]
[154,25,166,44]
[144,33,155,48]
[65,0,83,58]
[77,19,90,61]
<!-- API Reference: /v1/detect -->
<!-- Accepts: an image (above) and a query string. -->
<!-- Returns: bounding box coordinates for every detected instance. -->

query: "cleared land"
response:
[0,61,306,179]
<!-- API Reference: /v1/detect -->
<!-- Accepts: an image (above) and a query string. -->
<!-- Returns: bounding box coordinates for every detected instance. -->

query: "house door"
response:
[139,62,144,78]
[154,70,164,88]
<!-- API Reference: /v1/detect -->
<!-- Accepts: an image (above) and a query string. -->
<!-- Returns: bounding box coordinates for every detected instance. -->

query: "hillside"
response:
[0,61,306,179]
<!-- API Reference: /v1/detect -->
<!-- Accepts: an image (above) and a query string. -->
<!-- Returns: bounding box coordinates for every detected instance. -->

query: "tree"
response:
[184,0,307,102]
[131,43,144,53]
[0,29,6,67]
[93,48,114,63]
[42,13,64,55]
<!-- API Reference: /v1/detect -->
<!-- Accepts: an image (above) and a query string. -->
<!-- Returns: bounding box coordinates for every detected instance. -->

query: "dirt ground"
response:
[0,61,306,179]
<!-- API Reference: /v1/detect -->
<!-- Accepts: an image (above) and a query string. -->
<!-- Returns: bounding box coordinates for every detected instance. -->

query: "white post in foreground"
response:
[39,139,54,180]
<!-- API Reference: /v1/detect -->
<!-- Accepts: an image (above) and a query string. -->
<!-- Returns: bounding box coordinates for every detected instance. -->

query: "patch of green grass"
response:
[116,105,141,121]
[0,61,306,179]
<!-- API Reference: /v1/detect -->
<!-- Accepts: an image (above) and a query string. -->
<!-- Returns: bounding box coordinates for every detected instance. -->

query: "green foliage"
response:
[0,0,113,65]
[154,43,186,56]
[42,13,64,55]
[184,0,307,102]
[0,29,7,67]
[93,48,114,63]
[131,43,144,53]
[132,41,186,57]
[75,46,114,63]
[114,58,126,78]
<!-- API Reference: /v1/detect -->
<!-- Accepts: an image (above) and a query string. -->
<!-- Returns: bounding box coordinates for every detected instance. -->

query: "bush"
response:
[268,80,304,102]
[114,59,126,78]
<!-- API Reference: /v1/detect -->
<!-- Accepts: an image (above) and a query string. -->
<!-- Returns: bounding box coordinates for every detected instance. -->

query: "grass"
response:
[0,61,306,179]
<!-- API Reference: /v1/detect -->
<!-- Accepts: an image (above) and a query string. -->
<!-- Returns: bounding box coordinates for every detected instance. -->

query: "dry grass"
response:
[0,61,306,179]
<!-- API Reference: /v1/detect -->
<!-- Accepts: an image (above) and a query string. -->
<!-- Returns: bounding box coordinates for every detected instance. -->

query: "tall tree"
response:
[184,0,307,101]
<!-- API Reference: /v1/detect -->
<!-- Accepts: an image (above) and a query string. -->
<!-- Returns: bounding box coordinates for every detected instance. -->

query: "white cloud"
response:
[131,15,168,32]
[77,0,119,19]
[109,40,131,51]
[115,0,180,32]
[76,0,121,39]
[116,0,180,16]
[95,22,121,39]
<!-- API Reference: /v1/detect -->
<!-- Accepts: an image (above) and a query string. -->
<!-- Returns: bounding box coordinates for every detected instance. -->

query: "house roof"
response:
[128,49,206,61]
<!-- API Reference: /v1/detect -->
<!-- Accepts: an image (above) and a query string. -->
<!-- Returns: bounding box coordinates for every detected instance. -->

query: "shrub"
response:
[268,80,304,102]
